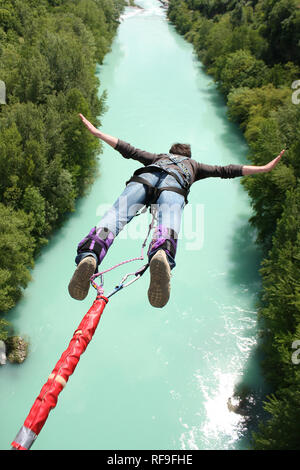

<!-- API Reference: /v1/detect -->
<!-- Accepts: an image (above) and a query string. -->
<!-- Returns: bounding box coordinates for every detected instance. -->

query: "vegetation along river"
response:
[1,0,266,450]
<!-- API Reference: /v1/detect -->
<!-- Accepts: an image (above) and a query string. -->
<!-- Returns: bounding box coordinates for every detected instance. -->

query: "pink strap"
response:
[90,209,156,294]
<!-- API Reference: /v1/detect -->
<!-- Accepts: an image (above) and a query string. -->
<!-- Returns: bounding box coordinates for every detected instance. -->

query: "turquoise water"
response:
[1,0,264,450]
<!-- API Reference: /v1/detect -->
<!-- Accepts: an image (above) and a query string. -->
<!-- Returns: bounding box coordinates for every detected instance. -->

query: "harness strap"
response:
[133,165,185,190]
[126,174,189,205]
[77,227,114,264]
[157,154,192,189]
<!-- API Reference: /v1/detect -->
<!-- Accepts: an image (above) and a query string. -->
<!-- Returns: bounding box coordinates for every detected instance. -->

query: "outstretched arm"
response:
[242,150,285,175]
[79,113,158,166]
[79,113,118,149]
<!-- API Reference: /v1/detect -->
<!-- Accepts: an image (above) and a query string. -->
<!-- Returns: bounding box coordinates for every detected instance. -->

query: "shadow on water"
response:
[194,62,250,164]
[228,211,262,287]
[229,342,271,450]
[226,211,272,449]
[209,93,248,161]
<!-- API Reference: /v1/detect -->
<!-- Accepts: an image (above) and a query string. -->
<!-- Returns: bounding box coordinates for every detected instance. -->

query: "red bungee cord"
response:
[10,209,154,450]
[11,293,108,450]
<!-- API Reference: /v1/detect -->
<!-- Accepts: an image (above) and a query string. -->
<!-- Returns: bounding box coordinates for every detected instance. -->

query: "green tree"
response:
[0,123,24,201]
[16,46,53,104]
[42,156,76,225]
[0,203,35,312]
[261,0,300,65]
[227,85,290,130]
[218,50,268,95]
[22,186,49,242]
[0,317,10,341]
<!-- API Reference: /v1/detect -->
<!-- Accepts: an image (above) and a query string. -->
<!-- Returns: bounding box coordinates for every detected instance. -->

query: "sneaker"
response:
[68,256,97,300]
[148,250,171,308]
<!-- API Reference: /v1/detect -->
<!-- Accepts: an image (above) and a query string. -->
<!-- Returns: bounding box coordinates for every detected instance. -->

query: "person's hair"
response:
[169,143,191,158]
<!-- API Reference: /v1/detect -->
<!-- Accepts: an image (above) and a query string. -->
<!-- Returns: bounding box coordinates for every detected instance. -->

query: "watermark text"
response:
[292,80,300,105]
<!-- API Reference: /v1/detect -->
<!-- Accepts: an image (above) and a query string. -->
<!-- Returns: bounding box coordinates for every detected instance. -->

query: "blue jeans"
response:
[76,170,185,269]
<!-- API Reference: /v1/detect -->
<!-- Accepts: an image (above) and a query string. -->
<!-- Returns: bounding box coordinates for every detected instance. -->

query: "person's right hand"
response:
[79,113,118,148]
[79,113,99,136]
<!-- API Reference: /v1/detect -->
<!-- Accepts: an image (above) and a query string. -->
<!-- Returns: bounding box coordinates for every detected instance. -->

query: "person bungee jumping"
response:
[68,113,285,308]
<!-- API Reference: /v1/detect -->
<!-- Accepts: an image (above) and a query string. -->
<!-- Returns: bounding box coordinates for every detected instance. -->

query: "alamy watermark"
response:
[292,80,300,105]
[291,340,300,365]
[0,80,6,105]
[95,200,205,251]
[289,82,300,365]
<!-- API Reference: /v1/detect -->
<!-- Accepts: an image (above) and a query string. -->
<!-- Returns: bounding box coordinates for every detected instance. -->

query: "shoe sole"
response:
[148,250,171,308]
[68,257,96,300]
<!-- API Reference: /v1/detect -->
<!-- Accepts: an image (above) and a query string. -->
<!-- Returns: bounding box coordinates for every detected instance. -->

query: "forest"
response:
[0,0,125,342]
[167,0,300,450]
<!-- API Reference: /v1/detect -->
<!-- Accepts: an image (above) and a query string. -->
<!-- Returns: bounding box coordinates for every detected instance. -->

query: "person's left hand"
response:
[264,149,285,172]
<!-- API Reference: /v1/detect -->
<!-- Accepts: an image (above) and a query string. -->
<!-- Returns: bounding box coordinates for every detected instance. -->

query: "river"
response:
[1,0,265,450]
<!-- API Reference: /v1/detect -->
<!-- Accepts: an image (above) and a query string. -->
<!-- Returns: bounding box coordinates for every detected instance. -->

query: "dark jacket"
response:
[116,140,243,186]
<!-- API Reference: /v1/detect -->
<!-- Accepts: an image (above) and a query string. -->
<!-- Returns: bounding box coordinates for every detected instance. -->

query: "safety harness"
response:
[126,154,192,205]
[77,155,191,274]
